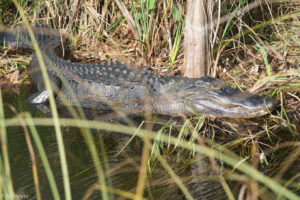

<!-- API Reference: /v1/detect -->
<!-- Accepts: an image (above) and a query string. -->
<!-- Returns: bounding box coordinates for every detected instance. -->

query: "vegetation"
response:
[0,0,299,199]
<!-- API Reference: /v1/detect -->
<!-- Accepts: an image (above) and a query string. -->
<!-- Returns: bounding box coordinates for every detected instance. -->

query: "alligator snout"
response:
[240,95,275,110]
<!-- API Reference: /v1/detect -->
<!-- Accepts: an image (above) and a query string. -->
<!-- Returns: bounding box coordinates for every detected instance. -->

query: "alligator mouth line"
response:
[184,97,274,118]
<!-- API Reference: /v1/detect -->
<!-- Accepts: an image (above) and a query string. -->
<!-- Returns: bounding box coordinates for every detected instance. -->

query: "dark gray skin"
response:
[0,26,275,118]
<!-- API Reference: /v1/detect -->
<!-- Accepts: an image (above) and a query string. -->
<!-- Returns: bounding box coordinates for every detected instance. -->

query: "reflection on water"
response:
[6,125,142,199]
[2,85,299,199]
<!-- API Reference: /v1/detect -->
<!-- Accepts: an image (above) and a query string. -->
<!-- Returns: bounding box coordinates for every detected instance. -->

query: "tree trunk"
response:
[184,0,212,78]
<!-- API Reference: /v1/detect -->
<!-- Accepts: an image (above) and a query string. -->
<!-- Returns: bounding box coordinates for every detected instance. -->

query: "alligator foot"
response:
[27,90,52,116]
[27,90,49,104]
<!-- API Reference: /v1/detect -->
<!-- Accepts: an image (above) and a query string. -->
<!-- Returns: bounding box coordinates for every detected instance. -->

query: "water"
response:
[2,85,299,199]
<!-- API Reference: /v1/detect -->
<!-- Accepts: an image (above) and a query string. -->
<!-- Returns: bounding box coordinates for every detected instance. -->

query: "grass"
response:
[0,87,14,200]
[0,0,300,199]
[3,117,300,199]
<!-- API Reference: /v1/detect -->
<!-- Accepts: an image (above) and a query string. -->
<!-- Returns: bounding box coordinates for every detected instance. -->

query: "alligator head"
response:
[153,76,275,118]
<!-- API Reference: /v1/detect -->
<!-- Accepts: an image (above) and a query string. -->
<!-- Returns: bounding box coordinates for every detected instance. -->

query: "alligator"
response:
[0,26,275,118]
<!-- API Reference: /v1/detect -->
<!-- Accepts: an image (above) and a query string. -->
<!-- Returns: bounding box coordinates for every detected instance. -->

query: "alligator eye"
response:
[216,86,239,96]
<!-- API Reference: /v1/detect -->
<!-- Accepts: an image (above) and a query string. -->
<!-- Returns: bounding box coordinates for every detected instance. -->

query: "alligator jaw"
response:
[182,86,276,118]
[195,96,276,118]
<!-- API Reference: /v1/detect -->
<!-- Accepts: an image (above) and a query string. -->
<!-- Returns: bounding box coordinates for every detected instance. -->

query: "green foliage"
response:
[170,5,183,65]
[142,0,155,10]
[172,5,181,22]
[251,35,271,77]
[131,0,156,52]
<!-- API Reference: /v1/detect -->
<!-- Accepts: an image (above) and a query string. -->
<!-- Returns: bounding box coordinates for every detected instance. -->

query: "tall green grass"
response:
[0,89,15,200]
[11,1,72,199]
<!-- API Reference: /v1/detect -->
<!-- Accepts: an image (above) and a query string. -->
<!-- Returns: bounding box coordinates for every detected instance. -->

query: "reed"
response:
[0,0,299,199]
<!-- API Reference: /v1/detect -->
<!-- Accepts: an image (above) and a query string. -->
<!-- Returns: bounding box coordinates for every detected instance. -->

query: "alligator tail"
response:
[0,25,61,49]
